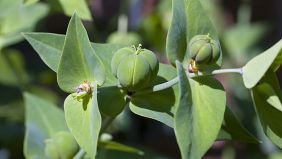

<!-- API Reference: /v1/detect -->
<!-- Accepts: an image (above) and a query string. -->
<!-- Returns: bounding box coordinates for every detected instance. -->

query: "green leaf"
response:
[99,141,144,155]
[24,0,38,5]
[107,32,142,46]
[166,0,222,69]
[129,64,178,128]
[0,100,24,122]
[24,92,68,159]
[97,86,127,117]
[29,86,59,104]
[261,71,282,100]
[58,0,92,20]
[223,23,269,56]
[64,83,101,158]
[166,0,187,66]
[129,103,174,128]
[251,82,282,148]
[0,0,19,15]
[92,43,126,86]
[22,33,65,72]
[242,40,282,88]
[23,32,124,86]
[175,61,226,159]
[217,106,260,143]
[97,145,168,159]
[0,49,29,86]
[0,2,48,48]
[58,13,106,92]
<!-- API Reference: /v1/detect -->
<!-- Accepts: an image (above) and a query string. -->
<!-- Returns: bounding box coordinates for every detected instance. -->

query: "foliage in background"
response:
[0,0,281,159]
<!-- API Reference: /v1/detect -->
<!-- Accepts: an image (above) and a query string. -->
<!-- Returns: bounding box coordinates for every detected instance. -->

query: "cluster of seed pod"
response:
[110,35,220,90]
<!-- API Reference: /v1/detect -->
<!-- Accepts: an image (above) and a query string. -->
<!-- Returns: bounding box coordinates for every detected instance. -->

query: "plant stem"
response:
[99,98,131,136]
[73,149,85,159]
[99,116,115,136]
[118,15,128,34]
[136,68,242,95]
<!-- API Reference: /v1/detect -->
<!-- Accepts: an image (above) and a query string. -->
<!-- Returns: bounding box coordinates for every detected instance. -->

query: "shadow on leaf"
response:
[131,76,176,113]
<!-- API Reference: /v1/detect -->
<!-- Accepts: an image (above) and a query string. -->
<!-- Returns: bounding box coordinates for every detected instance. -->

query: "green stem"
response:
[118,15,128,34]
[99,98,130,137]
[135,68,242,95]
[99,116,115,136]
[73,149,85,159]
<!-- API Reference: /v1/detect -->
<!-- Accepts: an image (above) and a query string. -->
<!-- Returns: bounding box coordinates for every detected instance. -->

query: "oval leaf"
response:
[24,92,68,159]
[242,39,282,88]
[251,82,282,148]
[64,83,101,158]
[58,13,106,92]
[217,106,260,143]
[98,86,126,117]
[175,61,226,159]
[166,0,187,66]
[129,64,178,128]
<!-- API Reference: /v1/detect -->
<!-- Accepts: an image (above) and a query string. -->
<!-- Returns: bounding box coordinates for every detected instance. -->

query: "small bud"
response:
[188,60,199,73]
[74,81,92,101]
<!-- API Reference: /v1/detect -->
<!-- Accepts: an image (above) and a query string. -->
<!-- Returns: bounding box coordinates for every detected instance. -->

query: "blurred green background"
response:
[0,0,281,158]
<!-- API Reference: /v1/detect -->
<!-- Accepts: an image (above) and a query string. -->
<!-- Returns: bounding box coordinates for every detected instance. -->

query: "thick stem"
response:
[135,68,242,95]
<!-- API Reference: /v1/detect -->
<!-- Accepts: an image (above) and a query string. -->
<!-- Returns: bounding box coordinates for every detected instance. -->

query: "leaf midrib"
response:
[74,17,91,82]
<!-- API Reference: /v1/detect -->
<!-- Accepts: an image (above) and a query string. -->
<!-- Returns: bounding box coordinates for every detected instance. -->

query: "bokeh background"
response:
[0,0,282,158]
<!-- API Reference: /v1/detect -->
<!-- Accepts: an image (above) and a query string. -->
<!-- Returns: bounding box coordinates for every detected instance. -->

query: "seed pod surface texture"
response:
[189,35,221,65]
[111,45,159,91]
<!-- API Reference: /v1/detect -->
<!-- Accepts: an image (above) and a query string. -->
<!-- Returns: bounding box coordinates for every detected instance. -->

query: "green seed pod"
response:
[117,54,151,90]
[139,49,159,80]
[210,40,221,64]
[45,139,60,159]
[111,45,159,91]
[45,131,79,159]
[189,34,221,65]
[111,47,133,77]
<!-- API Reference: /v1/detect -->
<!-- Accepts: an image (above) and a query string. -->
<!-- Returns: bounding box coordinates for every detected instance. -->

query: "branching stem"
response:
[135,68,242,95]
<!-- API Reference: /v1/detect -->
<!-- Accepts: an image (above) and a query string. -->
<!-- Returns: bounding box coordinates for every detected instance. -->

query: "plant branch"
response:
[135,68,243,95]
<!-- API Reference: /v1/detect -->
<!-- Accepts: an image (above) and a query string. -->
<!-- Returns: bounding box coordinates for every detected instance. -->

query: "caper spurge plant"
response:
[23,0,282,158]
